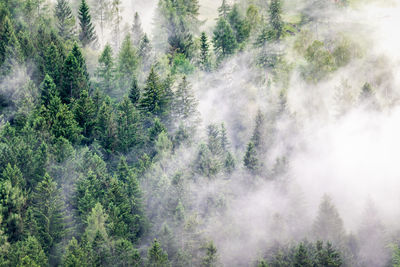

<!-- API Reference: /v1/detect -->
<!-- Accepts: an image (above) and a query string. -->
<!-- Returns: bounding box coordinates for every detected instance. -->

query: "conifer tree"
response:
[312,195,346,245]
[117,35,138,93]
[202,241,219,267]
[0,15,22,76]
[147,239,170,267]
[243,142,259,173]
[72,90,96,140]
[31,173,65,254]
[213,18,237,61]
[174,76,198,123]
[111,0,122,50]
[78,0,97,47]
[43,43,64,87]
[269,0,283,40]
[139,34,152,70]
[199,32,211,71]
[132,12,144,46]
[93,0,111,39]
[55,0,76,40]
[129,76,140,105]
[218,0,231,19]
[40,74,57,106]
[139,67,164,115]
[96,44,115,94]
[293,243,312,267]
[62,237,88,266]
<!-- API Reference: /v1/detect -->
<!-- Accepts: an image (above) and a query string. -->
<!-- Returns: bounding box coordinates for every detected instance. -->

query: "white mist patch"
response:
[290,107,400,231]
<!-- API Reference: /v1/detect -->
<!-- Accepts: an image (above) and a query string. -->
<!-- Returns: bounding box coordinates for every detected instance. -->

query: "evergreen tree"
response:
[72,90,96,140]
[132,12,144,46]
[218,0,231,19]
[31,173,65,254]
[227,4,250,44]
[43,42,64,87]
[78,0,97,47]
[93,0,111,40]
[55,0,76,40]
[9,236,48,267]
[60,50,89,102]
[213,18,237,61]
[40,74,57,106]
[173,76,198,123]
[139,34,152,70]
[202,241,219,267]
[243,142,259,173]
[269,0,284,40]
[96,44,115,94]
[199,32,211,71]
[0,15,22,76]
[110,0,122,50]
[117,35,138,94]
[62,237,88,267]
[293,243,312,267]
[129,76,140,105]
[147,239,170,267]
[312,195,346,245]
[95,99,117,152]
[251,110,265,149]
[139,67,165,115]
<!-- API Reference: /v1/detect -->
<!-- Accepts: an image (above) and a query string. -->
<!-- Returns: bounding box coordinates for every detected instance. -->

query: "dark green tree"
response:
[218,0,231,19]
[269,0,284,40]
[31,173,65,254]
[173,76,198,123]
[129,76,140,105]
[213,18,237,61]
[139,68,165,115]
[96,44,115,94]
[147,239,170,267]
[78,0,97,47]
[243,142,259,173]
[55,0,76,40]
[116,35,138,94]
[72,90,96,140]
[202,241,219,267]
[132,12,144,46]
[62,237,88,267]
[227,4,250,44]
[293,243,312,267]
[199,32,211,71]
[40,74,58,106]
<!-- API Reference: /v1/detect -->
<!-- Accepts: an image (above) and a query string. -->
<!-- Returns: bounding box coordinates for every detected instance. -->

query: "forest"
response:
[0,0,400,265]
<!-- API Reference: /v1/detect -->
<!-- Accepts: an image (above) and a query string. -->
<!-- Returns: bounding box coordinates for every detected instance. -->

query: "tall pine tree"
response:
[78,0,97,47]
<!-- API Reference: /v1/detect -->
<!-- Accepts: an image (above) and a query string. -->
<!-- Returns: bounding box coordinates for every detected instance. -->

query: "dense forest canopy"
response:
[0,0,400,266]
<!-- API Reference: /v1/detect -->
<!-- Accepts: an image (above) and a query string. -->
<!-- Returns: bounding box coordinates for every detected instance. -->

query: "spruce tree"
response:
[202,241,219,267]
[139,67,164,115]
[218,0,231,19]
[139,33,152,70]
[269,0,283,40]
[243,142,259,173]
[117,35,138,94]
[173,76,198,122]
[293,243,312,267]
[111,0,122,50]
[96,44,115,94]
[78,0,97,47]
[54,0,76,40]
[61,51,88,102]
[132,12,144,46]
[199,32,211,71]
[213,18,237,61]
[147,239,170,267]
[129,77,140,105]
[72,90,96,140]
[31,173,66,254]
[40,74,57,106]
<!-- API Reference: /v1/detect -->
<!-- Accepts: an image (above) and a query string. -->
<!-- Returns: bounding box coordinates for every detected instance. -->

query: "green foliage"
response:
[96,44,115,94]
[171,53,195,75]
[62,237,88,267]
[243,142,259,173]
[302,40,336,82]
[9,236,48,267]
[116,35,138,95]
[147,239,171,267]
[213,18,237,61]
[202,241,219,267]
[140,68,167,116]
[55,0,76,40]
[132,12,144,46]
[78,0,97,47]
[72,90,96,141]
[129,76,140,105]
[199,32,211,71]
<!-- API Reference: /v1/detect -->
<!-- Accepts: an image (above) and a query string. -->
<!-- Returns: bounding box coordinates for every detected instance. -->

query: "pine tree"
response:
[40,74,57,106]
[218,0,231,19]
[43,43,64,87]
[293,243,312,267]
[129,76,140,105]
[71,42,90,81]
[269,0,284,40]
[55,0,76,40]
[62,237,88,266]
[147,239,170,267]
[95,98,117,152]
[139,34,152,70]
[111,0,122,50]
[173,76,198,123]
[61,50,89,102]
[117,35,138,94]
[202,241,219,267]
[78,0,97,47]
[199,32,211,71]
[312,195,346,245]
[251,110,265,149]
[132,12,144,46]
[72,90,96,140]
[85,202,108,242]
[96,44,115,94]
[31,173,66,254]
[243,142,258,173]
[93,0,111,40]
[0,15,22,76]
[227,4,250,44]
[139,67,164,115]
[213,18,237,61]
